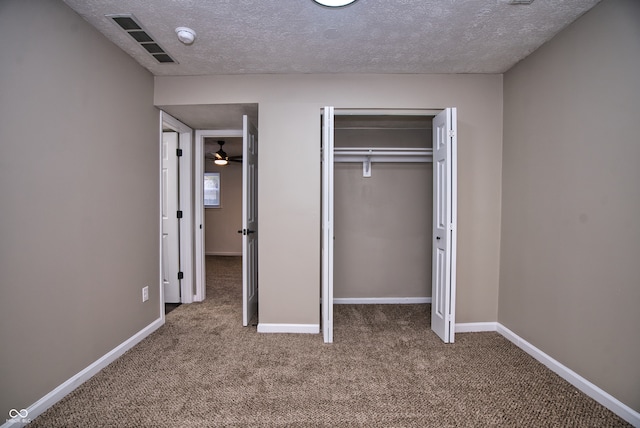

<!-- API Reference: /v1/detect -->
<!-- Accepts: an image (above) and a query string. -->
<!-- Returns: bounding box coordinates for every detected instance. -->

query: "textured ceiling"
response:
[62,0,600,76]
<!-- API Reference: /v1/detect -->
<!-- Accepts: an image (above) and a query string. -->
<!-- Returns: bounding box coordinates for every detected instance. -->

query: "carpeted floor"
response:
[31,256,630,427]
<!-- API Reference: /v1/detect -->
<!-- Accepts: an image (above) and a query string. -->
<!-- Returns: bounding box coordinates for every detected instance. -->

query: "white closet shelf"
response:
[334,147,432,177]
[334,147,432,164]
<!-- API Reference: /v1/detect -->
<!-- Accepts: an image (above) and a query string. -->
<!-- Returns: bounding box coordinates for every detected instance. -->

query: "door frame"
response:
[321,107,456,343]
[160,111,194,308]
[193,129,243,302]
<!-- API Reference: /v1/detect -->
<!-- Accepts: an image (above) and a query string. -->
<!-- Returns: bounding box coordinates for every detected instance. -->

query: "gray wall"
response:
[0,0,158,417]
[499,0,640,412]
[155,74,504,326]
[204,162,242,255]
[334,127,432,299]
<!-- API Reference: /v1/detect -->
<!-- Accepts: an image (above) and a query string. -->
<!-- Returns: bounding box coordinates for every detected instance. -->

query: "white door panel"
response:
[321,106,335,343]
[242,115,259,326]
[431,108,457,343]
[162,132,181,304]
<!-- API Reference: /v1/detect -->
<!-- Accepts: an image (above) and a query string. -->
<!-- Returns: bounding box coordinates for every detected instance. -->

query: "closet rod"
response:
[334,147,432,163]
[334,148,432,176]
[335,147,432,157]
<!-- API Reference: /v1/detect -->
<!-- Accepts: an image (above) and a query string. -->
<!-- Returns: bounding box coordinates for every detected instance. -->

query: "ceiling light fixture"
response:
[313,0,358,7]
[175,27,196,45]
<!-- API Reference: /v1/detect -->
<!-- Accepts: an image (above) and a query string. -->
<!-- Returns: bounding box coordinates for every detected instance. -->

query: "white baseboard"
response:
[1,317,164,428]
[455,322,497,333]
[333,297,432,304]
[257,323,320,334]
[497,324,640,427]
[205,251,242,256]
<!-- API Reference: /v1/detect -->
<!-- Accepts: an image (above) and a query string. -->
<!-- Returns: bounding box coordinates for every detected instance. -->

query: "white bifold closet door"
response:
[431,108,457,343]
[321,106,335,343]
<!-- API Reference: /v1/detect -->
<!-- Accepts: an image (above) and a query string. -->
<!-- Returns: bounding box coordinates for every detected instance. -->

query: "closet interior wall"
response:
[333,116,433,301]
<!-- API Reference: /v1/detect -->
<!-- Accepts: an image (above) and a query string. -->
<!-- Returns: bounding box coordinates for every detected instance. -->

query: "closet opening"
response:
[321,108,457,344]
[333,114,433,305]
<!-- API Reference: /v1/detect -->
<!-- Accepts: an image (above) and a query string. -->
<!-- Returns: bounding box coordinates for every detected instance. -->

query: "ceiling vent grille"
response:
[106,14,176,64]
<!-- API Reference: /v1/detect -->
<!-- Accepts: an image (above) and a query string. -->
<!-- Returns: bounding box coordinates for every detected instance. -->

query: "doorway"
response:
[321,108,457,344]
[158,104,259,325]
[333,114,433,305]
[194,115,259,326]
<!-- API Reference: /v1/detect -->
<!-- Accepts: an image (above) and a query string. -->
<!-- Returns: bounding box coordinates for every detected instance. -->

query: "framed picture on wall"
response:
[204,172,221,208]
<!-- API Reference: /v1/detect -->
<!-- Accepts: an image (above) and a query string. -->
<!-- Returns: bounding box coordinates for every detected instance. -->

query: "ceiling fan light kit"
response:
[214,140,228,165]
[207,140,243,166]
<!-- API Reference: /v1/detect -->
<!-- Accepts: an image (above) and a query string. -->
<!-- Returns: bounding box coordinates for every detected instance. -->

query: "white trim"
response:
[1,318,164,428]
[179,129,194,303]
[333,108,442,117]
[205,251,242,256]
[333,297,431,304]
[158,112,166,323]
[455,322,497,333]
[194,130,205,302]
[497,324,640,427]
[257,323,320,334]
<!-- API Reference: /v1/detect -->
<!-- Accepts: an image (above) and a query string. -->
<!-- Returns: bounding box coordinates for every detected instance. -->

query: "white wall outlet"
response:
[142,286,149,302]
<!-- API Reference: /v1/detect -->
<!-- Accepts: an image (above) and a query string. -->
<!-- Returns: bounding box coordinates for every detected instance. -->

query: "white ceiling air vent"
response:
[507,0,534,4]
[106,14,177,64]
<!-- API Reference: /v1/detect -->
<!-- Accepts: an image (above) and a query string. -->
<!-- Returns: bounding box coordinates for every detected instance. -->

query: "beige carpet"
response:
[31,256,630,427]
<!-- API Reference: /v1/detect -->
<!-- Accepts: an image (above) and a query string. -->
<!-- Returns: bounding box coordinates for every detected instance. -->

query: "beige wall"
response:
[155,73,503,326]
[0,0,158,417]
[500,0,640,412]
[334,127,432,299]
[335,163,432,299]
[204,163,242,255]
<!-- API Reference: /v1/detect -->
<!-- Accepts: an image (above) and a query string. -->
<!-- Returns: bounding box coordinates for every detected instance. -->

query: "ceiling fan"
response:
[205,141,242,166]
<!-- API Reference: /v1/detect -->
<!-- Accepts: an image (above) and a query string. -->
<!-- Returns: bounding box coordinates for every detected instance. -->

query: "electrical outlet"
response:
[142,286,149,302]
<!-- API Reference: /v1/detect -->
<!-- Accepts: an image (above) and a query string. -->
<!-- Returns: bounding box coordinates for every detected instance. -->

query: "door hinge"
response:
[448,130,456,138]
[177,210,183,219]
[176,148,183,157]
[177,271,184,280]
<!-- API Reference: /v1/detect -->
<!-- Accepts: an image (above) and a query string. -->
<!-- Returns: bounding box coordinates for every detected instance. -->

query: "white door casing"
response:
[321,106,335,343]
[194,131,206,303]
[242,115,259,326]
[431,108,457,343]
[162,132,181,304]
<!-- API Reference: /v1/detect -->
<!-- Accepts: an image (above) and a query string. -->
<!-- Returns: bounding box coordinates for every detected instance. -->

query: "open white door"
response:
[242,115,258,326]
[162,132,181,303]
[161,111,194,306]
[431,108,457,343]
[321,106,335,343]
